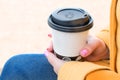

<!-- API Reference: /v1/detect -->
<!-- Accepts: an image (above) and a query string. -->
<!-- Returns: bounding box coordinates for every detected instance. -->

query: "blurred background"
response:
[0,0,111,70]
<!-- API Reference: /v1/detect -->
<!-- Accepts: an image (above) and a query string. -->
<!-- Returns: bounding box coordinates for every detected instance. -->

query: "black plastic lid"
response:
[48,8,93,32]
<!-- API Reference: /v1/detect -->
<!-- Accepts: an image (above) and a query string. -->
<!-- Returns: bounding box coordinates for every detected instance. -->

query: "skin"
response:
[45,34,109,74]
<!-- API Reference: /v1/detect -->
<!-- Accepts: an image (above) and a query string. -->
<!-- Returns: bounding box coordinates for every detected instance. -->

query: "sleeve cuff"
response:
[58,61,110,80]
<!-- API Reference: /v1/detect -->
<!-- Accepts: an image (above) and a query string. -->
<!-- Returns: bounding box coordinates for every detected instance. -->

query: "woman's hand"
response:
[80,35,109,61]
[45,34,110,74]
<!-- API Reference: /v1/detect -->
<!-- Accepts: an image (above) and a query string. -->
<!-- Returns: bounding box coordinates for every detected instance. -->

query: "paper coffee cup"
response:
[48,8,93,61]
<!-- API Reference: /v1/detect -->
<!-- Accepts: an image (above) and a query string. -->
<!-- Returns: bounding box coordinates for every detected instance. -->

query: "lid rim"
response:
[48,16,93,32]
[48,8,93,32]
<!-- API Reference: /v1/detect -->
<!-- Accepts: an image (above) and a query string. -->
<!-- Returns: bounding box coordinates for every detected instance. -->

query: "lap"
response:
[0,54,57,80]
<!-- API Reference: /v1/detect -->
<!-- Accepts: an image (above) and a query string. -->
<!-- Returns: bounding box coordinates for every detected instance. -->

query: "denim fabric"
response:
[0,54,57,80]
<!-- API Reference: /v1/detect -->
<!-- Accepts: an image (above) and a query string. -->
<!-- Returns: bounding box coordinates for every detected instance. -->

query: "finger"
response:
[80,39,99,57]
[44,50,60,67]
[84,54,101,61]
[44,50,63,74]
[83,47,108,61]
[47,41,53,52]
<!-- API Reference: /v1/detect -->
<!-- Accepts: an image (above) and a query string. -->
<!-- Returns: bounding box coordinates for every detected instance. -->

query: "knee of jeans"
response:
[2,54,27,70]
[3,54,48,70]
[3,54,45,66]
[0,54,56,80]
[1,54,45,76]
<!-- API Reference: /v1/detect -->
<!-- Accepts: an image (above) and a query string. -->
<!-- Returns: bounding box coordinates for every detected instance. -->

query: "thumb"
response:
[80,41,98,57]
[44,50,64,74]
[44,50,59,66]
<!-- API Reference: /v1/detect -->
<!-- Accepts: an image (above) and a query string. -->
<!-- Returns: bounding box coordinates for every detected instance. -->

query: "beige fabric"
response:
[58,61,110,80]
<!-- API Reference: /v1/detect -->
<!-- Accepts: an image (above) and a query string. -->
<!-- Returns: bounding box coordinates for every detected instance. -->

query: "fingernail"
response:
[47,43,52,51]
[47,48,49,51]
[80,49,88,57]
[47,47,51,52]
[48,34,52,37]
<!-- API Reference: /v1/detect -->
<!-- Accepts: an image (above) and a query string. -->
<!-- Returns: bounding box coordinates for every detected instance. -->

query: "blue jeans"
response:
[0,54,57,80]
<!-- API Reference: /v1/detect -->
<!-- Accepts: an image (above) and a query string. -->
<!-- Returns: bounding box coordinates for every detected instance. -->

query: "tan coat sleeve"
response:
[58,61,119,80]
[86,69,119,80]
[58,61,110,80]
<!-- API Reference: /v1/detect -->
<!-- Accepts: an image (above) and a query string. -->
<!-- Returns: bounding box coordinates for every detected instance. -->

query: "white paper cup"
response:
[48,8,93,61]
